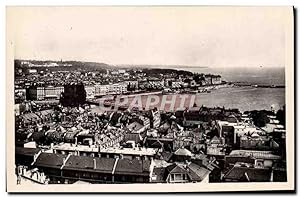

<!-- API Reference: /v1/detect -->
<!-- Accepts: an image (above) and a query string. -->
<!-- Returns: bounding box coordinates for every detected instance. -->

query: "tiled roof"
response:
[114,158,151,176]
[34,152,152,176]
[166,164,187,175]
[223,166,271,182]
[34,153,65,169]
[15,147,41,157]
[187,163,210,181]
[21,110,54,123]
[63,155,115,173]
[165,163,210,182]
[152,167,167,183]
[225,156,256,167]
[174,148,192,156]
[31,131,46,142]
[196,156,217,171]
[161,152,173,162]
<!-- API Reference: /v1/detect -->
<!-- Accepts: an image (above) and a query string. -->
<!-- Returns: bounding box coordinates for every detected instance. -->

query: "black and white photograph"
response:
[6,6,295,192]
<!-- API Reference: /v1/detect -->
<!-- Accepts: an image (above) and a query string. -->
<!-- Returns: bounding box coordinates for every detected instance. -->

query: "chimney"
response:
[270,169,274,182]
[93,158,97,169]
[33,153,38,162]
[61,154,71,169]
[63,157,66,166]
[31,150,41,166]
[183,164,188,170]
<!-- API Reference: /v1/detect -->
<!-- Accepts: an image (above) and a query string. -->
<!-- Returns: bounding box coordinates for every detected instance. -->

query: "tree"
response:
[60,84,86,107]
[250,110,270,127]
[276,105,286,127]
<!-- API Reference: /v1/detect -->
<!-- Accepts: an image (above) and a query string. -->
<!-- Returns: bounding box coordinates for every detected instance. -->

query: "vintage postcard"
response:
[6,6,295,192]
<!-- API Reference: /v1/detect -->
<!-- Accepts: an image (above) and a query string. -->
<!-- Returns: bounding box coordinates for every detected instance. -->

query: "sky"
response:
[7,6,291,67]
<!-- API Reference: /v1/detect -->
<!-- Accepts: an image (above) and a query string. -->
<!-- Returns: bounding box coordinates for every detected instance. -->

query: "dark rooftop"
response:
[63,155,115,174]
[114,158,151,176]
[15,147,41,157]
[223,165,272,182]
[34,152,65,169]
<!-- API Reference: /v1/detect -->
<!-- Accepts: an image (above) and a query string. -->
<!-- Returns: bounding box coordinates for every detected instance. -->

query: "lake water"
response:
[119,87,285,113]
[129,66,286,112]
[169,66,285,112]
[194,87,285,112]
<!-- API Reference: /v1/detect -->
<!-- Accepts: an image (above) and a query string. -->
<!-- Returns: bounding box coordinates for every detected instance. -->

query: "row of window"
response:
[55,150,153,161]
[63,171,148,183]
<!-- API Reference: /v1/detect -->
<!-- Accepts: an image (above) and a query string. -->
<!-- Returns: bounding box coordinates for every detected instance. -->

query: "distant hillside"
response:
[14,59,112,72]
[115,64,208,70]
[63,61,112,70]
[14,60,203,75]
[140,68,193,76]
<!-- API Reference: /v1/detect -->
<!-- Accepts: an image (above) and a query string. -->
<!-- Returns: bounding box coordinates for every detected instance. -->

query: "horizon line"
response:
[14,58,285,69]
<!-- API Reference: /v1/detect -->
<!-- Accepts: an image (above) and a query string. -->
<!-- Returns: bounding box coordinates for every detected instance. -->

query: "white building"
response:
[27,69,37,74]
[85,86,96,99]
[95,83,128,96]
[95,84,109,96]
[44,86,64,99]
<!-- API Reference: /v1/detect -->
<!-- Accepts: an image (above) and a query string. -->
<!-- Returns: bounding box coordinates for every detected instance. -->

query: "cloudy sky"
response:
[7,6,290,67]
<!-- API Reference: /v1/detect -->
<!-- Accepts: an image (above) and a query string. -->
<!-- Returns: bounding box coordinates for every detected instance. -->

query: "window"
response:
[256,160,264,167]
[170,174,175,181]
[82,172,90,178]
[109,154,114,158]
[143,177,148,182]
[91,173,98,179]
